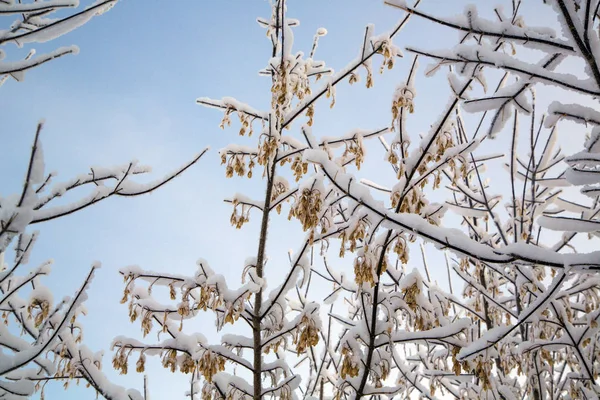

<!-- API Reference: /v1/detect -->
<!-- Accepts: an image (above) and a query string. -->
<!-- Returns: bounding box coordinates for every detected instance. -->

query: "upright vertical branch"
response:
[252,2,285,396]
[252,130,279,399]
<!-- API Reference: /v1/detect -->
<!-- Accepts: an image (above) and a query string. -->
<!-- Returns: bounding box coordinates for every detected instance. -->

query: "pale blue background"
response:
[0,1,574,399]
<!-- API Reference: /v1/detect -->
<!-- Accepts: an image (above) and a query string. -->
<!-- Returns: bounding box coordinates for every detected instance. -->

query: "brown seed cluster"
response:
[177,299,191,331]
[447,157,468,185]
[373,360,390,388]
[289,188,322,232]
[339,219,367,257]
[294,315,320,354]
[326,83,336,109]
[391,85,415,127]
[387,148,399,167]
[55,346,84,382]
[270,178,289,214]
[257,135,278,166]
[377,38,396,73]
[338,220,395,287]
[391,187,427,215]
[218,108,256,137]
[393,235,409,264]
[112,347,130,375]
[223,154,254,179]
[201,383,218,400]
[289,156,309,182]
[277,387,293,400]
[474,360,492,391]
[342,137,365,170]
[263,336,284,355]
[230,200,250,229]
[402,282,420,313]
[365,64,374,89]
[401,279,435,331]
[388,141,410,177]
[137,310,153,337]
[135,353,146,373]
[219,108,232,130]
[271,60,291,120]
[198,351,226,382]
[354,252,377,287]
[27,298,50,327]
[237,112,254,137]
[435,129,454,160]
[197,284,222,312]
[161,349,178,373]
[451,346,462,376]
[306,104,315,126]
[340,345,359,379]
[290,63,312,101]
[222,298,247,326]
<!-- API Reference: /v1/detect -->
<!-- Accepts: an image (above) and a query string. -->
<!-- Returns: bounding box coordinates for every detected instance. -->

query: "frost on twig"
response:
[0,0,117,87]
[1,1,211,398]
[0,122,206,399]
[117,1,600,399]
[379,0,600,398]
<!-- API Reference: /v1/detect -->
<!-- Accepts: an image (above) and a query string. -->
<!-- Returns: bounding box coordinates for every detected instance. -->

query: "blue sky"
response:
[0,1,581,399]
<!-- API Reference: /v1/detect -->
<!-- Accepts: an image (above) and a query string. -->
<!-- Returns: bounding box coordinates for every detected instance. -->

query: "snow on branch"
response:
[113,1,600,398]
[0,121,204,398]
[0,0,118,86]
[382,0,600,396]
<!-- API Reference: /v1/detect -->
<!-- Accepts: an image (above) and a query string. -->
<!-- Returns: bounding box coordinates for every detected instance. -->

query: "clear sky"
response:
[0,1,579,399]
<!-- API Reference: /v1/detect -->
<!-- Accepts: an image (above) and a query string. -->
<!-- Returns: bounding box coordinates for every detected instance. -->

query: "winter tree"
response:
[380,0,600,398]
[116,1,600,399]
[0,1,206,399]
[0,0,118,87]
